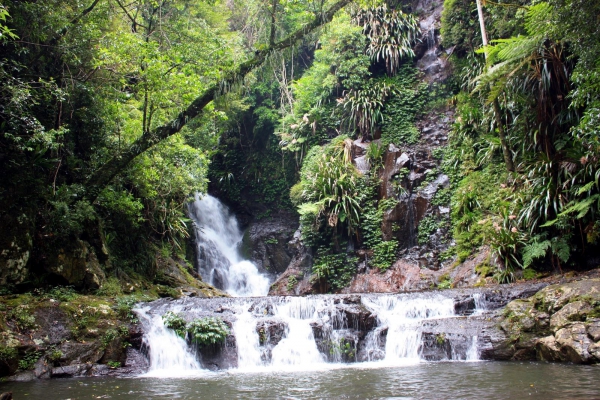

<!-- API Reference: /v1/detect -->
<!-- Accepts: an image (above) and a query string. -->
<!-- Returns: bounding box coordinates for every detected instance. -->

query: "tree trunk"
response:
[476,0,514,172]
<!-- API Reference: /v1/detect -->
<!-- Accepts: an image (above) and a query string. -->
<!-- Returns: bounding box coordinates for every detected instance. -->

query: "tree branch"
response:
[84,0,352,201]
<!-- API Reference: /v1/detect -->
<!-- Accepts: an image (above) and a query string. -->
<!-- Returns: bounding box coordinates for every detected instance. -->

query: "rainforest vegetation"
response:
[0,0,599,295]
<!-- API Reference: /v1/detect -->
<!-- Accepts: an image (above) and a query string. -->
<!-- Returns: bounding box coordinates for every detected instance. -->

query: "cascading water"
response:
[136,306,203,377]
[362,295,455,363]
[137,292,485,374]
[188,194,270,297]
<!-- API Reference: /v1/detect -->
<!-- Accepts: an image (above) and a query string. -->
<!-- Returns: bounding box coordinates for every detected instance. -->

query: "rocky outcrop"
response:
[496,278,600,364]
[1,295,146,381]
[244,211,299,276]
[45,239,107,290]
[268,229,314,296]
[154,254,228,298]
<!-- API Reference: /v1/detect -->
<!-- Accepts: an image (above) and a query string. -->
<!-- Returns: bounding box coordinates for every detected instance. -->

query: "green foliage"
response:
[365,141,385,171]
[162,311,187,339]
[114,295,142,323]
[380,66,427,146]
[0,345,17,363]
[186,317,229,346]
[287,275,298,292]
[371,240,398,271]
[96,277,123,297]
[7,305,36,331]
[107,361,121,369]
[46,348,63,363]
[312,251,358,291]
[18,350,41,371]
[418,215,440,246]
[352,5,420,75]
[297,137,362,237]
[437,275,452,289]
[45,286,78,302]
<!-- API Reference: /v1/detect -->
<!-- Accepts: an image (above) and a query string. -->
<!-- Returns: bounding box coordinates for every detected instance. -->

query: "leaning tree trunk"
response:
[476,0,514,172]
[84,0,352,202]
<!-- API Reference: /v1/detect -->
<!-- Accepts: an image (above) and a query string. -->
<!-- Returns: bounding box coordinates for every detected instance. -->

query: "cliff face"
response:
[269,0,464,295]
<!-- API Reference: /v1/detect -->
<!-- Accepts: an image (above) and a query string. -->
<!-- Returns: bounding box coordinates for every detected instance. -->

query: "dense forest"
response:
[1,0,599,295]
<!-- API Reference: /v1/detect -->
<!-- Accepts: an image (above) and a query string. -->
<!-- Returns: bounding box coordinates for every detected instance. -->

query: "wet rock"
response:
[555,323,594,363]
[256,319,286,346]
[536,336,563,362]
[245,212,298,275]
[121,347,150,375]
[51,364,92,378]
[58,341,104,365]
[533,278,600,313]
[6,371,36,382]
[197,335,238,370]
[33,307,73,344]
[587,319,600,341]
[453,296,475,316]
[550,300,592,331]
[588,342,600,361]
[268,230,314,296]
[154,254,227,298]
[343,260,435,293]
[337,304,376,331]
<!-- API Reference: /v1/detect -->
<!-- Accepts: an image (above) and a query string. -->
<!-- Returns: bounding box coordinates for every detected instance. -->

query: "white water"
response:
[363,295,455,363]
[189,194,270,297]
[138,294,483,375]
[136,306,203,377]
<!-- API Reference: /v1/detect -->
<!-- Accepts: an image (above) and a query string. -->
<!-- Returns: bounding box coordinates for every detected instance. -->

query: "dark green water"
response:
[2,362,600,399]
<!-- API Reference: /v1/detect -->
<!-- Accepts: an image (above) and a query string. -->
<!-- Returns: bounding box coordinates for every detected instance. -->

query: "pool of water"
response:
[2,362,600,399]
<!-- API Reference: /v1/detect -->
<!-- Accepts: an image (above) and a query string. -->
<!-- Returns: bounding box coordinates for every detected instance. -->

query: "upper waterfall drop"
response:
[188,194,270,297]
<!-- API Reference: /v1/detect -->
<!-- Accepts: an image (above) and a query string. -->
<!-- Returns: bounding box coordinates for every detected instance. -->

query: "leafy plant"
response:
[162,311,187,339]
[18,350,41,371]
[371,240,398,271]
[353,5,420,75]
[7,305,36,331]
[287,275,298,292]
[186,317,230,346]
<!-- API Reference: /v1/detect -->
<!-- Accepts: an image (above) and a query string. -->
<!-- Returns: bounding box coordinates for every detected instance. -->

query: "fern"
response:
[521,237,551,268]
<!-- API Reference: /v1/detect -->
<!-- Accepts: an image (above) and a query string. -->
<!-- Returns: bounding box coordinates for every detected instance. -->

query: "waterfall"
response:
[137,293,483,374]
[188,194,270,297]
[362,295,456,363]
[136,306,203,377]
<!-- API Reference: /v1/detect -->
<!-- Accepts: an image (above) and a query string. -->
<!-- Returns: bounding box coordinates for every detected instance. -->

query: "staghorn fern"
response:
[352,5,420,75]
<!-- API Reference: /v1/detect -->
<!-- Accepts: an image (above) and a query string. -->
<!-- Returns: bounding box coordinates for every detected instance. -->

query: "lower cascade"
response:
[136,290,491,374]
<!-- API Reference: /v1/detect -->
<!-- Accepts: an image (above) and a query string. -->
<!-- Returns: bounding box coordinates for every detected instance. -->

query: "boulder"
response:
[46,240,106,290]
[550,300,592,331]
[256,319,286,346]
[555,323,594,363]
[536,336,563,362]
[586,319,600,341]
[51,364,93,378]
[244,212,298,275]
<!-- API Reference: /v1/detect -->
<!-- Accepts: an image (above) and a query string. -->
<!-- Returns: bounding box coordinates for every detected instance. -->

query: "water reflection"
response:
[2,362,600,399]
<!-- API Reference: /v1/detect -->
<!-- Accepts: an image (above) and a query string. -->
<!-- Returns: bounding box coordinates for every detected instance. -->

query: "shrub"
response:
[162,311,187,339]
[371,240,398,271]
[186,317,229,346]
[7,305,36,331]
